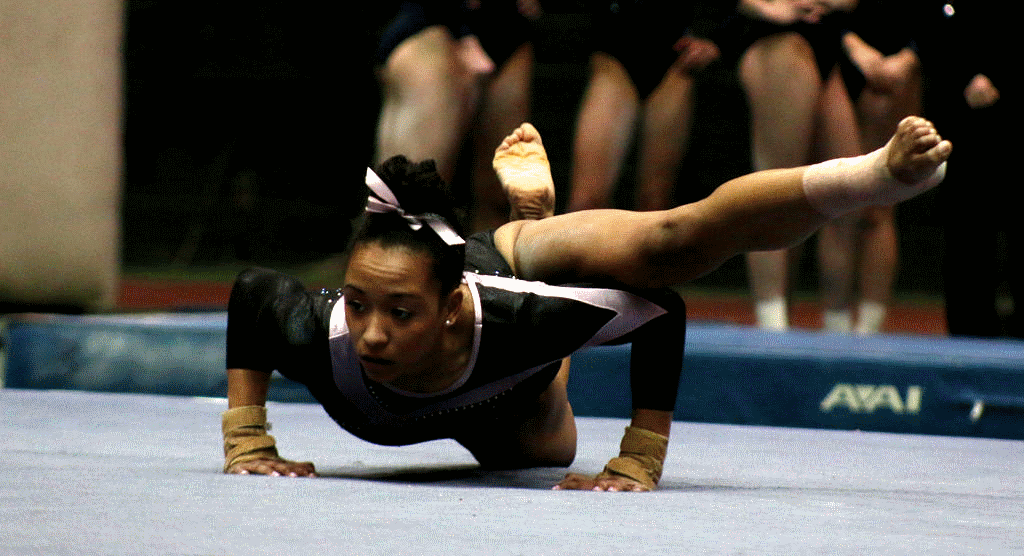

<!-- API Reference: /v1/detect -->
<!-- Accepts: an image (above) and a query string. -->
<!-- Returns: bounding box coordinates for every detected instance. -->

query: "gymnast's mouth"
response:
[359,356,400,381]
[359,355,395,369]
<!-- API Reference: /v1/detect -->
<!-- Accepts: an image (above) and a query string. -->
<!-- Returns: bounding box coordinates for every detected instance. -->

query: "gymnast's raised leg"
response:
[490,117,950,290]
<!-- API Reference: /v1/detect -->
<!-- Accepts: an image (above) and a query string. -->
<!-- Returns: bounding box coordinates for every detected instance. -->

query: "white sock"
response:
[755,297,788,331]
[823,309,852,333]
[855,300,887,335]
[802,139,947,217]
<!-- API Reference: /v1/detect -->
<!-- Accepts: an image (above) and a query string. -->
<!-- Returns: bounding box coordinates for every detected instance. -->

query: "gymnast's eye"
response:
[391,307,413,321]
[346,299,366,313]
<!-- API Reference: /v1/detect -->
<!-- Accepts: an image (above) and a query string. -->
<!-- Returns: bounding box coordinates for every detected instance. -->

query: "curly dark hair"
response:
[348,156,467,297]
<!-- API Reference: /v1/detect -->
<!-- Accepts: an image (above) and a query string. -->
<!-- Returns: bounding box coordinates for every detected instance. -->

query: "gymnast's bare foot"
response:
[493,123,556,221]
[885,116,952,187]
[804,116,951,216]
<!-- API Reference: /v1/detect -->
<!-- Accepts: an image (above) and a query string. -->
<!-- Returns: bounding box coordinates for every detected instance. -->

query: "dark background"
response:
[121,1,947,294]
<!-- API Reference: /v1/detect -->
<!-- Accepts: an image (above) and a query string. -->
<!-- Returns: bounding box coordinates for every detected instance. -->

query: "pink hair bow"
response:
[364,168,465,246]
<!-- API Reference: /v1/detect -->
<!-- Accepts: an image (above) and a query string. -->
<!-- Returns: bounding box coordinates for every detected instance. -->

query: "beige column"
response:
[0,0,123,311]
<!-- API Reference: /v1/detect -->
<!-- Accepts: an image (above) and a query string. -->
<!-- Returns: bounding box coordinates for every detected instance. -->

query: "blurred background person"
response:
[722,0,862,331]
[826,0,924,334]
[374,0,543,234]
[567,0,723,213]
[912,1,1023,337]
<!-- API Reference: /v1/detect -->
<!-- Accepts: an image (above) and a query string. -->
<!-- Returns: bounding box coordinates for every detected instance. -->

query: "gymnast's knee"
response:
[464,439,576,470]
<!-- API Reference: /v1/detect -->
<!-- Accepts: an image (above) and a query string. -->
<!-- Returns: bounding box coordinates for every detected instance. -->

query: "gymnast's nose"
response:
[361,312,389,351]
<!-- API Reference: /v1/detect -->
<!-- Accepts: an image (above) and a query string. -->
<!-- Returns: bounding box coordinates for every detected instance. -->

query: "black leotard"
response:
[226,231,685,446]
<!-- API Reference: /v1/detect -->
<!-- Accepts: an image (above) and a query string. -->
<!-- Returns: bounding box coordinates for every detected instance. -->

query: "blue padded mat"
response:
[4,313,1024,439]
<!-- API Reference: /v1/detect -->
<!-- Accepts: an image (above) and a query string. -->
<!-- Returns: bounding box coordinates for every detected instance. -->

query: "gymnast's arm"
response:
[223,368,317,477]
[555,292,685,492]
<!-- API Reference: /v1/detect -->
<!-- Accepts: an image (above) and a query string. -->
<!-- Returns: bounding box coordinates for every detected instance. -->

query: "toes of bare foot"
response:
[493,123,547,164]
[491,122,555,219]
[888,116,952,185]
[495,123,542,154]
[517,122,541,143]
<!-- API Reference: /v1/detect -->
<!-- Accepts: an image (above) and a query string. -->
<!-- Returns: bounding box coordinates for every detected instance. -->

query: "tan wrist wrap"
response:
[222,405,279,472]
[597,426,669,490]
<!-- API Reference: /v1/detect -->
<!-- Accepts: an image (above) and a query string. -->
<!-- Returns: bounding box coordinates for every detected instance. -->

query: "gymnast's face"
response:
[343,242,455,388]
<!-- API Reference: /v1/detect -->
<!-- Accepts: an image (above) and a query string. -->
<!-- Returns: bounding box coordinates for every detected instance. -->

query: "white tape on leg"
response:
[802,141,946,217]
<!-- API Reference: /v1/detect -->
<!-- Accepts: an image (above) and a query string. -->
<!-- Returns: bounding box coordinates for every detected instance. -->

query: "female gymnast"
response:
[222,117,950,491]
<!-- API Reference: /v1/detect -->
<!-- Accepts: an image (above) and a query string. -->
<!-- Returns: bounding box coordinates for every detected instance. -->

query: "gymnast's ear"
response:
[441,285,463,327]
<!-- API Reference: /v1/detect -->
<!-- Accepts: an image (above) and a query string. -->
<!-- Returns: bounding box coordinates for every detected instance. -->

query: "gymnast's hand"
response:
[672,37,720,74]
[553,472,652,493]
[964,74,1000,109]
[740,0,828,25]
[516,0,543,20]
[227,457,318,478]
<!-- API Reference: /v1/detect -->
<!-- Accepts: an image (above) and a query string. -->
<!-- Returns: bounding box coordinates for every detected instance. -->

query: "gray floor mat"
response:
[3,389,1022,555]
